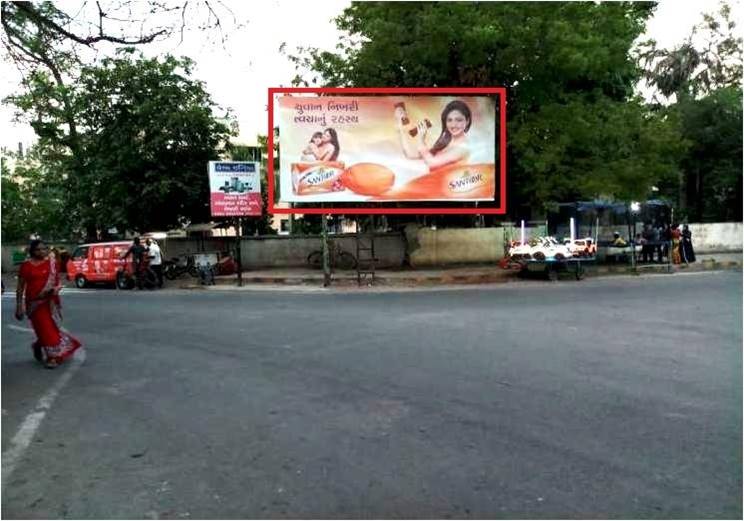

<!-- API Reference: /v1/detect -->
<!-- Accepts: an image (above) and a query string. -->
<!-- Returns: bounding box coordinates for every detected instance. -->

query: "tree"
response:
[638,2,742,101]
[1,148,76,241]
[287,2,684,217]
[7,52,231,236]
[638,2,742,221]
[1,156,28,242]
[2,1,238,73]
[676,87,742,222]
[512,95,685,205]
[2,1,241,237]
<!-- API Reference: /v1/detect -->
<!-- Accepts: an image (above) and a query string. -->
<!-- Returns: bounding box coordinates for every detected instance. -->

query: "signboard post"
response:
[208,161,262,287]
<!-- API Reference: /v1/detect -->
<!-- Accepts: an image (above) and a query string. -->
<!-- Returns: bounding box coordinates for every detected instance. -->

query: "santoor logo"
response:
[303,168,338,185]
[448,170,484,193]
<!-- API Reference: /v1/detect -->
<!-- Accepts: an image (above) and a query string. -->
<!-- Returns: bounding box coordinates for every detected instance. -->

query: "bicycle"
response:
[307,241,358,270]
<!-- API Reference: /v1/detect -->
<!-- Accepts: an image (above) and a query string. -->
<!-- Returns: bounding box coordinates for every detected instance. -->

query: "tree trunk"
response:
[695,166,703,222]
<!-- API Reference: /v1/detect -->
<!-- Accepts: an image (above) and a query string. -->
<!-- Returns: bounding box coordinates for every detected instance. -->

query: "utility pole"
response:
[236,217,243,287]
[321,213,330,287]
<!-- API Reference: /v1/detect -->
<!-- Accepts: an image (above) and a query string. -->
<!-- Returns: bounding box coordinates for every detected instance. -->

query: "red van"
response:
[67,241,132,288]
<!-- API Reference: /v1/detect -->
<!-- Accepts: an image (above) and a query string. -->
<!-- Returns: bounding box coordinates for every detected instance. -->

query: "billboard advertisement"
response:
[208,161,262,217]
[276,93,498,205]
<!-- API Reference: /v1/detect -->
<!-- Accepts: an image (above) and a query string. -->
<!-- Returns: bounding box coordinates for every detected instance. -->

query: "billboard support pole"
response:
[321,212,331,287]
[288,202,294,235]
[236,217,243,287]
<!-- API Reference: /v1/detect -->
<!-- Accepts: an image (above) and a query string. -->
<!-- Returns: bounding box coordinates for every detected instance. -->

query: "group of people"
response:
[634,223,696,264]
[120,237,163,289]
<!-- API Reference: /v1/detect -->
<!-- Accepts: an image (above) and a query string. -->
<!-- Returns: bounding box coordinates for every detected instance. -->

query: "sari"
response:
[670,229,682,264]
[19,255,82,366]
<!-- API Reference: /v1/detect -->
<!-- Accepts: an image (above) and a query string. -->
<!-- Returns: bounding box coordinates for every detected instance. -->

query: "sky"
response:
[1,0,742,151]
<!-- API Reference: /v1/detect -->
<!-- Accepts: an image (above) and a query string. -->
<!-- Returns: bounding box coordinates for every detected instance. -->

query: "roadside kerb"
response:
[175,256,742,290]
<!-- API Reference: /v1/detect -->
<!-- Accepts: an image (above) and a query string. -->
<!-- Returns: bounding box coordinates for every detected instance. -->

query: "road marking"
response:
[1,348,86,490]
[6,324,34,333]
[2,288,96,296]
[662,270,730,277]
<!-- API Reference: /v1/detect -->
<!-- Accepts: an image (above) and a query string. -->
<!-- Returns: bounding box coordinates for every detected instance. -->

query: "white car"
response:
[563,237,597,257]
[509,236,573,261]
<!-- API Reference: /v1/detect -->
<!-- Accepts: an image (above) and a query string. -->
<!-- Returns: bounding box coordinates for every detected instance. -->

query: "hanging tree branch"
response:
[10,1,168,46]
[2,0,241,77]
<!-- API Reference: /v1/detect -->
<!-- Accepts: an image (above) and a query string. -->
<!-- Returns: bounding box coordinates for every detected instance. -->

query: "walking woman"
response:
[15,240,82,368]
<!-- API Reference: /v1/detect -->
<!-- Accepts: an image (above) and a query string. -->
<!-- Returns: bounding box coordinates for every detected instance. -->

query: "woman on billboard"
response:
[396,100,472,171]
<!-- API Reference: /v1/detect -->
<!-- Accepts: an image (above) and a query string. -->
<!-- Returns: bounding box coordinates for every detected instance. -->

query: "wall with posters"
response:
[277,95,497,203]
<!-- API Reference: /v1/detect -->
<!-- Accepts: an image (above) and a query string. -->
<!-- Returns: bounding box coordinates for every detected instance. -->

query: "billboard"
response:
[272,88,503,213]
[208,161,262,217]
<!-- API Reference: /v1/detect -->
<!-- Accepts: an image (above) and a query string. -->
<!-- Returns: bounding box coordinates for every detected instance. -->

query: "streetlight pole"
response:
[629,202,641,271]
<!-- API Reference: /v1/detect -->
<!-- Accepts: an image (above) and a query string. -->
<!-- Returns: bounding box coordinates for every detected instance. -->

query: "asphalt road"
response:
[2,271,742,519]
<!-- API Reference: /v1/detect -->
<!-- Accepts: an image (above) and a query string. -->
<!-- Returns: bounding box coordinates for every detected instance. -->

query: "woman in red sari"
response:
[15,240,82,368]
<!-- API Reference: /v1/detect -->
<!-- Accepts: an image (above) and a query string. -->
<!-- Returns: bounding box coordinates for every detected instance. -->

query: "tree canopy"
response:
[288,1,685,217]
[7,52,231,237]
[675,86,742,222]
[639,3,742,221]
[1,149,74,241]
[638,3,742,101]
[3,1,242,239]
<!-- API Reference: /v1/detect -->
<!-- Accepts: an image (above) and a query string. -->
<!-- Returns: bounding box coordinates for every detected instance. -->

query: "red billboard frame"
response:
[267,87,506,215]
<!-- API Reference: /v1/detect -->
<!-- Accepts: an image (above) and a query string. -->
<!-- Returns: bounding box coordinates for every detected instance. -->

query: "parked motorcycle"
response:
[163,255,199,280]
[214,254,237,276]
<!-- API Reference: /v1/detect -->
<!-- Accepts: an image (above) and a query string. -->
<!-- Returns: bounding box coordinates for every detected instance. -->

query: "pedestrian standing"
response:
[15,240,82,368]
[652,223,664,262]
[121,237,147,289]
[661,223,672,262]
[641,223,653,263]
[681,224,696,264]
[145,238,163,288]
[670,224,682,264]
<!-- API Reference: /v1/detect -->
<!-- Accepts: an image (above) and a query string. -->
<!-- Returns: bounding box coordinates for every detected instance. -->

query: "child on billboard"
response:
[293,128,344,194]
[300,129,341,162]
